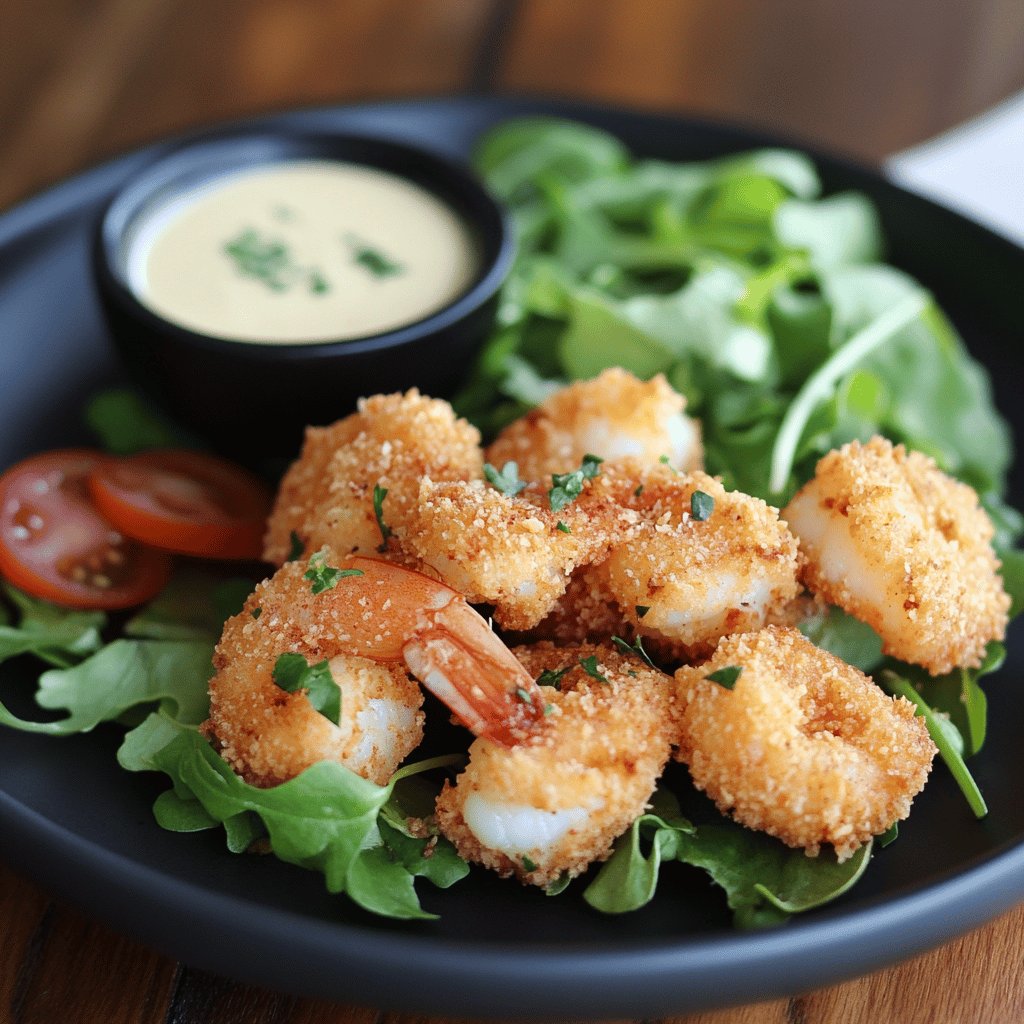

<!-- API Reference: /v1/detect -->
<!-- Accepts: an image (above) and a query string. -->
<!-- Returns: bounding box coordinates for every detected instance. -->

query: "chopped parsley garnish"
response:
[706,665,743,689]
[484,460,527,497]
[372,484,392,552]
[272,653,340,723]
[548,454,603,513]
[515,686,534,706]
[345,234,404,278]
[635,605,650,618]
[556,521,571,534]
[658,454,678,475]
[288,531,305,561]
[633,483,644,497]
[579,655,609,684]
[304,549,362,594]
[537,666,572,690]
[224,227,328,294]
[543,703,554,717]
[251,607,262,619]
[612,635,656,669]
[521,855,538,872]
[691,490,715,521]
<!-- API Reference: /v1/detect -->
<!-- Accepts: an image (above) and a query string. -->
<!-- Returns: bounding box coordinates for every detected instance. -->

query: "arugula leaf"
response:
[549,454,603,513]
[880,669,987,818]
[0,585,105,668]
[124,570,255,641]
[272,653,340,724]
[484,461,528,497]
[85,388,190,454]
[0,639,213,735]
[799,606,883,673]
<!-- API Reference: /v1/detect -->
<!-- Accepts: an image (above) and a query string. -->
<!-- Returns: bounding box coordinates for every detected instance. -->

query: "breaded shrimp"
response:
[401,477,639,632]
[435,642,676,888]
[263,390,483,565]
[205,551,550,786]
[485,368,702,482]
[602,468,803,653]
[783,436,1010,675]
[675,626,936,860]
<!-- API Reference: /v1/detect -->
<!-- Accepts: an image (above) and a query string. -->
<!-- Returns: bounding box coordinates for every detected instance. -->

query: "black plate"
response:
[2,97,1023,1021]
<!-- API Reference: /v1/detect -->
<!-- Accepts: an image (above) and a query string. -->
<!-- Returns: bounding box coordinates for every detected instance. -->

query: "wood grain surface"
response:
[3,2,1024,1021]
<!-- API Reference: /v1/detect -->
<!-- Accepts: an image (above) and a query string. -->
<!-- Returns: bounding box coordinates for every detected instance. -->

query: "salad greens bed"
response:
[2,117,1023,926]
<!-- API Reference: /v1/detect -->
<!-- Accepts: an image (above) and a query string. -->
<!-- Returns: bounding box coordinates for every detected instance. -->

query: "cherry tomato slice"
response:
[0,449,173,609]
[88,450,272,560]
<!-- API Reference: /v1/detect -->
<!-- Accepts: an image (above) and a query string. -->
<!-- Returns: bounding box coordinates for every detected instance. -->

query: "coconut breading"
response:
[435,642,676,888]
[203,556,424,787]
[675,626,936,860]
[262,389,483,565]
[485,367,702,483]
[783,435,1010,675]
[401,476,641,632]
[602,467,803,650]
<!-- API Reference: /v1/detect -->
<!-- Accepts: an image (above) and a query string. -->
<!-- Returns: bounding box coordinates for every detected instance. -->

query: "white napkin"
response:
[885,90,1024,246]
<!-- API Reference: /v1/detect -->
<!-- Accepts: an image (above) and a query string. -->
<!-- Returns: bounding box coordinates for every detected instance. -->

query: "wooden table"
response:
[3,2,1024,1021]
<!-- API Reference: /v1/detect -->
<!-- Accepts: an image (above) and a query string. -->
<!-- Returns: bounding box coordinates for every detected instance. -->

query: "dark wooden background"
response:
[3,2,1024,1021]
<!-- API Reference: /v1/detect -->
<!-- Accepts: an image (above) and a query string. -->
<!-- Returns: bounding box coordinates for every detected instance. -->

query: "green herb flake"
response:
[633,484,644,498]
[707,665,743,689]
[579,655,609,684]
[549,454,603,513]
[373,484,393,552]
[271,652,340,724]
[691,490,715,521]
[304,549,361,595]
[543,703,554,716]
[308,270,330,295]
[251,607,262,619]
[288,531,305,561]
[612,635,656,669]
[224,228,294,291]
[556,521,571,534]
[522,855,538,872]
[515,686,534,706]
[635,605,650,619]
[537,666,571,690]
[346,234,404,278]
[658,454,679,475]
[483,461,528,498]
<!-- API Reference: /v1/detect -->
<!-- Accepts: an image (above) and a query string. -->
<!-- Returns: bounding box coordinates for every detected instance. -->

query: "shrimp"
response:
[263,390,483,565]
[601,468,803,655]
[485,368,702,482]
[783,436,1010,675]
[675,626,936,860]
[204,551,546,786]
[400,476,640,631]
[435,642,676,887]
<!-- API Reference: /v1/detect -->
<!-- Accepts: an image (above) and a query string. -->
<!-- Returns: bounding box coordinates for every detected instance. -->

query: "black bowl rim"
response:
[94,127,516,359]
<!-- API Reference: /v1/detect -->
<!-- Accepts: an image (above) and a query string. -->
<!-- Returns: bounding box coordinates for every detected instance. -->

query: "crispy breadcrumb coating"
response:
[675,626,936,860]
[783,436,1010,674]
[486,368,702,483]
[263,390,483,565]
[401,477,639,631]
[603,468,803,650]
[435,642,676,887]
[204,556,424,787]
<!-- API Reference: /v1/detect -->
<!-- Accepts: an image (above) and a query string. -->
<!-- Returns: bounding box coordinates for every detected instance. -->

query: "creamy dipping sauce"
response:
[127,160,479,343]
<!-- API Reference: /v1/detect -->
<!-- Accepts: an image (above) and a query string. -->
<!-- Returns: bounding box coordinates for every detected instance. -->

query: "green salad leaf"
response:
[85,388,192,453]
[0,585,106,668]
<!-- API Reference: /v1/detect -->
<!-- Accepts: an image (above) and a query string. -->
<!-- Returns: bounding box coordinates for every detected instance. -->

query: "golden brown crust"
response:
[435,642,676,887]
[675,626,936,860]
[783,436,1010,674]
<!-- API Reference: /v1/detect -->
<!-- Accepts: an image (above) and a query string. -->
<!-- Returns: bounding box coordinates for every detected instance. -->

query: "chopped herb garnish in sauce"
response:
[691,490,715,521]
[223,227,328,295]
[272,652,340,723]
[707,665,743,689]
[483,461,528,497]
[346,234,404,278]
[579,655,609,684]
[549,454,603,513]
[373,484,392,551]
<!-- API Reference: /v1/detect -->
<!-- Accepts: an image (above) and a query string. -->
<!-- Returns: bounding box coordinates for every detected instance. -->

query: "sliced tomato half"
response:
[88,450,272,560]
[0,449,172,609]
